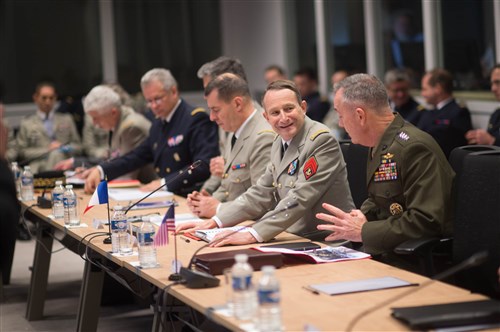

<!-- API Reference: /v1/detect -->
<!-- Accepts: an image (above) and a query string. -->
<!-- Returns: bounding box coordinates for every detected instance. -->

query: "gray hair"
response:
[83,85,121,114]
[384,68,410,86]
[141,68,177,90]
[333,73,390,112]
[196,56,248,82]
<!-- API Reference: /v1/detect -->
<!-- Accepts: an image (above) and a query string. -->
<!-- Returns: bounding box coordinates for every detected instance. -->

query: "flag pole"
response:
[103,177,112,244]
[169,203,182,281]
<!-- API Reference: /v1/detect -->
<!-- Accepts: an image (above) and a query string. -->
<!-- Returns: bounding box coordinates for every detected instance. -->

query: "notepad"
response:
[308,276,417,296]
[195,226,251,242]
[108,188,173,201]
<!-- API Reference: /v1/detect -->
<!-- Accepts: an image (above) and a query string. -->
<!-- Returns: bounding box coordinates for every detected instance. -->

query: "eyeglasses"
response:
[146,94,167,106]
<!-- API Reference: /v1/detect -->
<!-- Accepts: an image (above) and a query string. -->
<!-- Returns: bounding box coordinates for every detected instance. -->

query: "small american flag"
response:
[154,204,175,247]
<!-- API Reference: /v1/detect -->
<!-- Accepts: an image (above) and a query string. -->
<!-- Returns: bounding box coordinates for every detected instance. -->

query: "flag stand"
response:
[169,233,182,281]
[102,177,112,244]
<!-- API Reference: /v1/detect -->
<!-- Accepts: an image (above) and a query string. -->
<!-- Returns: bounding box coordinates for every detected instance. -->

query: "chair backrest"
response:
[453,149,500,298]
[339,141,369,209]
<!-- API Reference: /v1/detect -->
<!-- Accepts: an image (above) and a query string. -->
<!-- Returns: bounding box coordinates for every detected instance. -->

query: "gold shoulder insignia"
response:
[310,129,329,141]
[191,107,206,116]
[417,104,425,111]
[257,129,275,135]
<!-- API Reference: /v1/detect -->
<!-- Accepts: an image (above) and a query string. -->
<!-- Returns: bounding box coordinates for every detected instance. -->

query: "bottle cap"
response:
[65,184,73,189]
[261,265,276,274]
[114,205,124,211]
[235,254,248,263]
[55,180,63,185]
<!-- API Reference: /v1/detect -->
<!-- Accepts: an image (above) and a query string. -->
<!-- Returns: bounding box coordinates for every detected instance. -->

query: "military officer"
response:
[187,73,274,218]
[16,82,82,173]
[177,80,354,246]
[84,68,219,196]
[316,73,454,258]
[417,68,472,158]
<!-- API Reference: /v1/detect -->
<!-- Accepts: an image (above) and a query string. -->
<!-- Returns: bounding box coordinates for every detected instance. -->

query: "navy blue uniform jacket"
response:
[100,99,219,196]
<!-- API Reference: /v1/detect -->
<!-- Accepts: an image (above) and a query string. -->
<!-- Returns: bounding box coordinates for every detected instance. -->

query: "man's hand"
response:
[175,219,217,234]
[54,158,74,170]
[210,156,225,178]
[49,140,62,150]
[187,189,219,218]
[84,168,101,194]
[209,231,257,247]
[465,129,495,145]
[316,203,367,242]
[140,179,162,192]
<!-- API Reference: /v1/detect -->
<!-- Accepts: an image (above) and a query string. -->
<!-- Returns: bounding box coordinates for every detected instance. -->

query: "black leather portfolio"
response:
[391,299,500,330]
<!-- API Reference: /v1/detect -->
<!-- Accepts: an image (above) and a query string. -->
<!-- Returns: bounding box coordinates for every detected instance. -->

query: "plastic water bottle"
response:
[232,254,257,321]
[20,165,34,201]
[63,185,79,226]
[111,205,125,253]
[258,266,282,331]
[52,180,65,219]
[138,217,157,268]
[11,162,21,198]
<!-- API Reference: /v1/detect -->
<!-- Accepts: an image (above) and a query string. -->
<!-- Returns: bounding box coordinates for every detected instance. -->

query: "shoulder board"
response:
[310,129,329,141]
[191,108,206,116]
[257,129,275,136]
[417,104,425,111]
[120,119,134,130]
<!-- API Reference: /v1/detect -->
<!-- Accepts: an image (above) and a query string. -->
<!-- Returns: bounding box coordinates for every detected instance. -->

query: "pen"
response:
[302,286,320,295]
[180,235,191,243]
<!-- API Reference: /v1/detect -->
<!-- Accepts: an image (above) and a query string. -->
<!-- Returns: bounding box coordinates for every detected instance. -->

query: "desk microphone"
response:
[344,250,489,332]
[123,160,203,214]
[179,201,300,289]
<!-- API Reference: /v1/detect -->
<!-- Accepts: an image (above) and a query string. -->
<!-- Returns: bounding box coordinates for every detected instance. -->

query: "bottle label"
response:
[21,176,33,185]
[111,219,127,230]
[53,192,63,202]
[138,231,155,243]
[233,275,252,290]
[258,289,280,304]
[63,197,76,207]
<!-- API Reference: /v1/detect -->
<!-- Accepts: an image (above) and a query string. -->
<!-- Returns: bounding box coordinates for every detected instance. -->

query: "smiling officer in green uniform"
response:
[317,73,454,258]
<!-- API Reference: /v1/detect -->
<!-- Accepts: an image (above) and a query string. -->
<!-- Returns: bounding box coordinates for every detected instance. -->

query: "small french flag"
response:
[84,180,109,214]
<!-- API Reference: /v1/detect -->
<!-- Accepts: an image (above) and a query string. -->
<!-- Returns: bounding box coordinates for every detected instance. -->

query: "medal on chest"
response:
[374,152,398,182]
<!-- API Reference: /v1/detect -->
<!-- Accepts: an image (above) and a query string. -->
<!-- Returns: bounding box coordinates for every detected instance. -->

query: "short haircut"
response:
[197,56,248,82]
[426,68,453,94]
[384,68,411,85]
[34,81,57,95]
[83,85,121,114]
[294,67,318,82]
[265,65,286,76]
[204,73,250,103]
[140,68,177,90]
[262,79,302,106]
[333,73,390,111]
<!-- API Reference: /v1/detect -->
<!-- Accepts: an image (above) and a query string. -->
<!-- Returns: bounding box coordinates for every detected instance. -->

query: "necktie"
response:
[231,134,237,150]
[43,114,54,138]
[281,143,288,160]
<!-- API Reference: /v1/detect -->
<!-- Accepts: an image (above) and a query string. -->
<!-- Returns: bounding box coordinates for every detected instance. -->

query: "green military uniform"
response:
[361,113,454,255]
[216,117,354,241]
[17,112,82,173]
[212,111,274,202]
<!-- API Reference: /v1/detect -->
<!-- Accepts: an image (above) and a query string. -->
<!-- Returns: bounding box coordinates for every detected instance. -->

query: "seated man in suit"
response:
[465,64,500,146]
[186,73,274,218]
[84,68,219,196]
[417,68,472,158]
[316,73,453,262]
[177,80,354,246]
[16,82,82,172]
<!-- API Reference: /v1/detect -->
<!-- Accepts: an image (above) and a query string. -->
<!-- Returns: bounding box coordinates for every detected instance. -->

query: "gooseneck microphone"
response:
[345,251,489,332]
[179,201,300,289]
[123,160,203,214]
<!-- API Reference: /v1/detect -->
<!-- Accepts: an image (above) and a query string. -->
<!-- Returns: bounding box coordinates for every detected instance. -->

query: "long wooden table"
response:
[22,190,490,331]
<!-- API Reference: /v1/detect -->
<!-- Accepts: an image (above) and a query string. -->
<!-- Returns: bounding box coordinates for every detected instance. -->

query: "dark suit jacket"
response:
[487,108,500,146]
[304,92,330,123]
[100,100,219,196]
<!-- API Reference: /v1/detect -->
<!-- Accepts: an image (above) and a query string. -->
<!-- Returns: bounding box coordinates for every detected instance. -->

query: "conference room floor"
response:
[1,230,156,332]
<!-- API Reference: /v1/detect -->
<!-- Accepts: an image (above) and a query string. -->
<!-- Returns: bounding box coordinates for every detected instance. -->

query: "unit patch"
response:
[303,156,318,180]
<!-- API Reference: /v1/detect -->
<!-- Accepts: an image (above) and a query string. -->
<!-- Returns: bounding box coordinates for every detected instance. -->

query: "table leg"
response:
[76,259,104,332]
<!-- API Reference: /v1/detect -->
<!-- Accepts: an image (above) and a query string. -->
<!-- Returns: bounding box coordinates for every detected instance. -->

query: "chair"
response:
[394,145,500,277]
[339,140,369,209]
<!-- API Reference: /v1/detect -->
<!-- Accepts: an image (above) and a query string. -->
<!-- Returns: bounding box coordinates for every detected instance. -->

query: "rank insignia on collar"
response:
[232,163,246,170]
[397,132,410,141]
[303,156,318,180]
[168,134,184,147]
[287,158,298,175]
[390,203,403,215]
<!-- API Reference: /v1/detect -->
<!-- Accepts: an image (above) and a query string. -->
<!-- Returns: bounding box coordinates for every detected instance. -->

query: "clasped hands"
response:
[186,189,219,218]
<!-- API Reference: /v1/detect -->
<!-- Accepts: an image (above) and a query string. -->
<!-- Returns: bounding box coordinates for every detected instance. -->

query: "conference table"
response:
[22,189,489,331]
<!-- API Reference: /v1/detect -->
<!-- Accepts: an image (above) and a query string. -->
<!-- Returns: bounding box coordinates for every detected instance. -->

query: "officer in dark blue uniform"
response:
[84,68,219,196]
[418,68,472,158]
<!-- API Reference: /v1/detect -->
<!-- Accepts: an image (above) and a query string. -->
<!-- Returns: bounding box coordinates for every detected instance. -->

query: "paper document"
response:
[256,245,370,263]
[150,213,204,227]
[195,226,251,242]
[108,188,173,201]
[308,276,417,296]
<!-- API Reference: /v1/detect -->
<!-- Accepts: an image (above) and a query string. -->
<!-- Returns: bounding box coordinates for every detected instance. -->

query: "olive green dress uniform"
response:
[212,111,274,202]
[216,117,354,241]
[361,114,454,255]
[17,112,82,173]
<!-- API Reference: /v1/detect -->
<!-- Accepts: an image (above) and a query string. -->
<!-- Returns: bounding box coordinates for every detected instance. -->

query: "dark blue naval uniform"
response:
[487,108,500,146]
[394,97,425,126]
[304,91,330,123]
[416,99,472,158]
[100,99,219,196]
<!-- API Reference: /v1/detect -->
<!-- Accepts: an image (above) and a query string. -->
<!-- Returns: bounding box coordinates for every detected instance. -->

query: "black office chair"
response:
[339,140,369,209]
[394,145,500,277]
